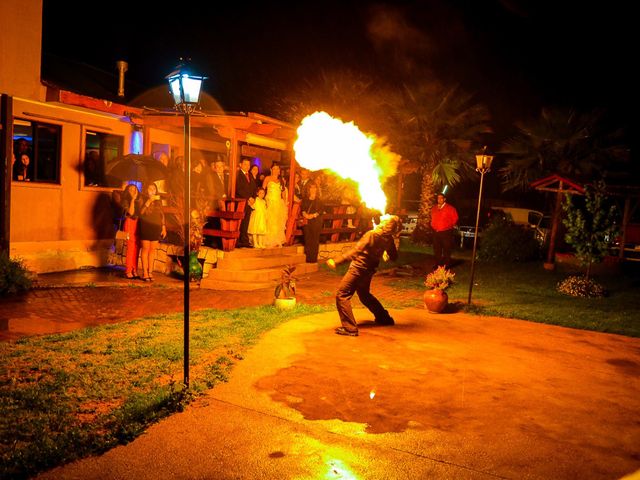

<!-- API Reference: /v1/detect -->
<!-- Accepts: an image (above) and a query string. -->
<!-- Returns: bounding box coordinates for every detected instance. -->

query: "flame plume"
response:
[294,111,400,213]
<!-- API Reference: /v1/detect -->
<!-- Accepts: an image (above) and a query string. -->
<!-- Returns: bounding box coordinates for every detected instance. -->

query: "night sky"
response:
[42,0,634,133]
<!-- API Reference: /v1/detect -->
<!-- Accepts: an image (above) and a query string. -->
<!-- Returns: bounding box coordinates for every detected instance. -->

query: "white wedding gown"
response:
[264,181,288,247]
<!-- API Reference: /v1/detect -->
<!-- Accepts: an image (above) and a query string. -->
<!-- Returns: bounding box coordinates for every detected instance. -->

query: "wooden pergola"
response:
[531,174,640,266]
[530,174,585,270]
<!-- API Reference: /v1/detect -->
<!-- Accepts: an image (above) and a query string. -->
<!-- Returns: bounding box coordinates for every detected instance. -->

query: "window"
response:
[84,130,124,187]
[12,119,61,183]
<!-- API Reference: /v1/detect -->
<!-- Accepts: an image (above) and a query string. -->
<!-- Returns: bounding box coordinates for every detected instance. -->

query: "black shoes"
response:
[375,316,395,326]
[335,327,359,336]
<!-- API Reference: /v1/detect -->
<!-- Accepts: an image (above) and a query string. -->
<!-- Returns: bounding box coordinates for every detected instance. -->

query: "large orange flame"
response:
[293,111,399,213]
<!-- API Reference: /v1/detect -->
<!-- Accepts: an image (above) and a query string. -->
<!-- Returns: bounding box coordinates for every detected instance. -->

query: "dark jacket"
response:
[334,229,398,271]
[236,169,257,199]
[207,170,229,202]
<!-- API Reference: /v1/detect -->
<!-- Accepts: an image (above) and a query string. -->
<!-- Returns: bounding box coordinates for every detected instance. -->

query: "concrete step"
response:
[220,245,302,259]
[200,278,276,291]
[205,261,318,283]
[217,253,307,270]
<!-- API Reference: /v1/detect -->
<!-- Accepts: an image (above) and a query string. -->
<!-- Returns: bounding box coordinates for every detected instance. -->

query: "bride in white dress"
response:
[262,164,288,247]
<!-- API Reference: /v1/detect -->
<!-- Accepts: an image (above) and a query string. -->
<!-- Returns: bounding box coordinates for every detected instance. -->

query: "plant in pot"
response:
[168,191,207,282]
[424,266,455,313]
[274,265,297,309]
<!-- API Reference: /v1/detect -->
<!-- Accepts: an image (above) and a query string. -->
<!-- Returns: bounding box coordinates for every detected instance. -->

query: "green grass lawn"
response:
[0,304,332,480]
[387,238,640,337]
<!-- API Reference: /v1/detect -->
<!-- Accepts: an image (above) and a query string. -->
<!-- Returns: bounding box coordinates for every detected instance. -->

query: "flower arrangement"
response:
[275,265,297,299]
[425,266,455,291]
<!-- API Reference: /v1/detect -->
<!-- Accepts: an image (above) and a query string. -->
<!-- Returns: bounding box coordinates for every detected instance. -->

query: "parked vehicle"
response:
[400,212,418,236]
[490,207,550,246]
[456,208,492,248]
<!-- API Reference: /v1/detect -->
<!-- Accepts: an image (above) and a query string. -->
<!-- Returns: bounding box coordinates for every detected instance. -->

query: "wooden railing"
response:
[153,196,373,252]
[202,198,247,251]
[286,203,374,246]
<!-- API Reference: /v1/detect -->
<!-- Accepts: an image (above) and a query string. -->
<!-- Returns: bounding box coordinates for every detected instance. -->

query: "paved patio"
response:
[2,267,639,479]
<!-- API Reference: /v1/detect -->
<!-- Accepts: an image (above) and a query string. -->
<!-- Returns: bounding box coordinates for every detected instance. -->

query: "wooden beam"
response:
[0,95,12,253]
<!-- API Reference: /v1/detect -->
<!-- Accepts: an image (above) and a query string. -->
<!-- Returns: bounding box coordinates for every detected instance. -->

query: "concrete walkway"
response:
[3,267,640,479]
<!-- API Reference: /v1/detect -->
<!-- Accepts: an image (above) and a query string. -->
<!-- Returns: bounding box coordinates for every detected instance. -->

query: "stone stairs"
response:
[200,245,318,291]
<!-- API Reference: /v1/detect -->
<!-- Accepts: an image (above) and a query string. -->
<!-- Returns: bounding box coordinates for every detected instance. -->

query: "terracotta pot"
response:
[274,297,297,309]
[424,289,448,313]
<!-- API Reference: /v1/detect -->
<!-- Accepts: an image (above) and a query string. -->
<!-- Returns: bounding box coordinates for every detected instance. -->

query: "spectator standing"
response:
[138,182,167,281]
[262,163,288,248]
[12,138,32,181]
[250,164,261,190]
[236,158,257,247]
[248,187,267,248]
[430,193,459,268]
[300,182,323,263]
[121,184,141,279]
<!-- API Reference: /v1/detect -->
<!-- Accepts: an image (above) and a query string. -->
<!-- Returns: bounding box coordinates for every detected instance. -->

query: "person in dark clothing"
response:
[235,158,258,247]
[326,215,403,336]
[300,182,323,263]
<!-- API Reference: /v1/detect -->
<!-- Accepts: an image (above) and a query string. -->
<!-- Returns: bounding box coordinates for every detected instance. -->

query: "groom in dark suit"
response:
[236,158,257,247]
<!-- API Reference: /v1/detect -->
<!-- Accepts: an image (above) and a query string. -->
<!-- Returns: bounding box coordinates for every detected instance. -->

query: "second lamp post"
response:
[467,148,493,305]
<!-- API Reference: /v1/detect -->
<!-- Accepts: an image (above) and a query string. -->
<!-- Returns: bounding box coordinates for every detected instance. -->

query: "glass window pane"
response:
[84,131,123,187]
[34,124,60,183]
[13,119,61,184]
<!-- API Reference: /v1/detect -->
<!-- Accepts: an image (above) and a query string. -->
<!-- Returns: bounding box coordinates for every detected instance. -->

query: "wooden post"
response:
[229,129,239,198]
[396,172,403,213]
[0,95,12,254]
[544,183,564,270]
[619,197,631,259]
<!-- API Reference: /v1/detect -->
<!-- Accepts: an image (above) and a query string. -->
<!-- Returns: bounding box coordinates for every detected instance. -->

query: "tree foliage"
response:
[397,81,491,241]
[500,108,629,191]
[562,181,619,280]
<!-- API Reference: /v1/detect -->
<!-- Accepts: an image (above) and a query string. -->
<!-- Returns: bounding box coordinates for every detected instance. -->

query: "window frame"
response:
[81,127,125,190]
[12,117,62,184]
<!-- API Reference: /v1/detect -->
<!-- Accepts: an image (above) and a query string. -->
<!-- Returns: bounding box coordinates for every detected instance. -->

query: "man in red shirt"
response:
[430,193,458,268]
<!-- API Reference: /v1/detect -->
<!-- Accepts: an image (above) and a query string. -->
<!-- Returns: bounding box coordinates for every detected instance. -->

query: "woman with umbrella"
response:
[121,184,142,279]
[138,182,167,281]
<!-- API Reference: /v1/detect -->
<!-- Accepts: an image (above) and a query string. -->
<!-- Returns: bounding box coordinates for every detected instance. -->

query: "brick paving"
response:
[0,268,424,342]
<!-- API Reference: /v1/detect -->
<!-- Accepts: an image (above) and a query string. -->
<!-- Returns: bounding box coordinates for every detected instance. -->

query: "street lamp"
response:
[467,147,493,305]
[166,61,206,388]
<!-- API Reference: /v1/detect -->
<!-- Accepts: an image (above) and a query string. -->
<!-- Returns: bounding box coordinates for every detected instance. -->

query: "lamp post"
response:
[467,148,493,305]
[166,61,206,388]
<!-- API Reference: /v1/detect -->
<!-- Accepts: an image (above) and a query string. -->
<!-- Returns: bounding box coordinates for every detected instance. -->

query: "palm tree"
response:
[396,81,491,241]
[268,69,393,134]
[500,107,629,191]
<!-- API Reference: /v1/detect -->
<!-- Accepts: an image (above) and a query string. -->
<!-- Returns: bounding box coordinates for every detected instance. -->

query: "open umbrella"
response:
[105,154,168,185]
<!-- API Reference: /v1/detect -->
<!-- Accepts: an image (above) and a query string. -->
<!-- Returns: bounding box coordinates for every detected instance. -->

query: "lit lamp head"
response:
[166,61,207,113]
[475,151,494,173]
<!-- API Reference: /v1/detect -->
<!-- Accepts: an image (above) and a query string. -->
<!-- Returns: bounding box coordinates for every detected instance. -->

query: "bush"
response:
[0,253,33,295]
[557,275,607,298]
[477,216,541,262]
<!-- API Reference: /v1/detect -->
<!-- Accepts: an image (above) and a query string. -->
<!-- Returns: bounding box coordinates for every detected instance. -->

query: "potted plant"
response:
[168,191,207,282]
[424,266,455,313]
[274,265,297,309]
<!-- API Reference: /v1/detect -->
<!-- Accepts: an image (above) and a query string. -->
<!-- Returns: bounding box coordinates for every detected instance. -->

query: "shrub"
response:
[557,275,607,298]
[477,216,541,262]
[0,253,33,295]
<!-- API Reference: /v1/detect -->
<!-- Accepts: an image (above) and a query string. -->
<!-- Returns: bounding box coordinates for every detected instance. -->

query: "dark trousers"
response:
[302,217,321,262]
[336,266,390,331]
[239,207,251,246]
[433,229,454,267]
